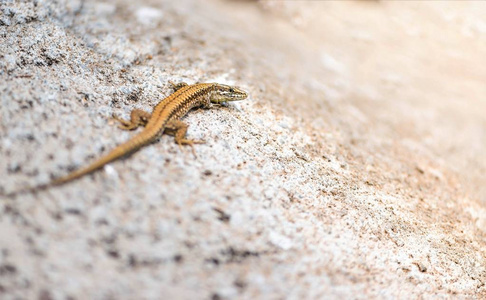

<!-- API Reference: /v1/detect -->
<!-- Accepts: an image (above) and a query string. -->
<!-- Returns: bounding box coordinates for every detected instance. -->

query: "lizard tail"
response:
[51,130,158,186]
[3,129,161,197]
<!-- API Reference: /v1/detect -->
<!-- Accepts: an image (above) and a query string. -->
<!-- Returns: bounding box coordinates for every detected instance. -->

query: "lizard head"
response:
[211,84,248,104]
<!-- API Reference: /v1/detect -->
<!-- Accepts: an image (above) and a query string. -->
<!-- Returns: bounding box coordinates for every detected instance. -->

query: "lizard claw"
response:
[177,139,205,158]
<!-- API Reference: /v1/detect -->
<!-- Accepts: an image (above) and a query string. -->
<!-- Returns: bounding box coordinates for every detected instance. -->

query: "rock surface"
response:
[1,0,485,299]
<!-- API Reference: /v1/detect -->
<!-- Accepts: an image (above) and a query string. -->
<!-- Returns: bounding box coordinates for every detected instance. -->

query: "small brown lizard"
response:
[10,82,248,195]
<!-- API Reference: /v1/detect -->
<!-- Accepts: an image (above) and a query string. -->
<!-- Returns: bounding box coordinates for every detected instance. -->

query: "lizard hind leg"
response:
[165,119,205,156]
[112,109,151,130]
[169,81,189,92]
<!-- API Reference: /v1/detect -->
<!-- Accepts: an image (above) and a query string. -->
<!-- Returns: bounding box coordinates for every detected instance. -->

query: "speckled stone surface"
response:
[1,0,485,299]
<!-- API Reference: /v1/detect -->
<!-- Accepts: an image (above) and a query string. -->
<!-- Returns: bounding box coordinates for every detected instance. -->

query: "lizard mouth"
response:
[232,93,247,100]
[230,87,248,100]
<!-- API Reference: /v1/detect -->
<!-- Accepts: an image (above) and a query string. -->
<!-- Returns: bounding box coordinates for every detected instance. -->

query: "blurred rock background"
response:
[1,0,485,299]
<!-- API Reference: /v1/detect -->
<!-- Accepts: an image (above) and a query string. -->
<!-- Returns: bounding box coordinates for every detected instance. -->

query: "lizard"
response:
[7,82,248,195]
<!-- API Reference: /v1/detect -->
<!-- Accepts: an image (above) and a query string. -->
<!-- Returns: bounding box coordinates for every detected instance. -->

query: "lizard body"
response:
[15,82,248,193]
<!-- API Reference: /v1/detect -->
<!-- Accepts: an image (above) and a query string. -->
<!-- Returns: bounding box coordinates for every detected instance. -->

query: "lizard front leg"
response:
[164,119,205,155]
[112,109,151,130]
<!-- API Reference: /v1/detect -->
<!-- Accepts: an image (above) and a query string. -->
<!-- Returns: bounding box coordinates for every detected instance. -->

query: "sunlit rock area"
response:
[1,0,485,298]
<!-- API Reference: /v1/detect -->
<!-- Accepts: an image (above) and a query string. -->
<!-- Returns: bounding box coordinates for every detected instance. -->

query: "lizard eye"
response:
[229,88,234,93]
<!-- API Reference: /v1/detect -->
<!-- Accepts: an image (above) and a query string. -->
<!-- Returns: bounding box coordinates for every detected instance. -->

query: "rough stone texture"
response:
[1,0,485,299]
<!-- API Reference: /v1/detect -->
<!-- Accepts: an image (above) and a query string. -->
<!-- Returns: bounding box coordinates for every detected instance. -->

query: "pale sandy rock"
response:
[1,0,485,299]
